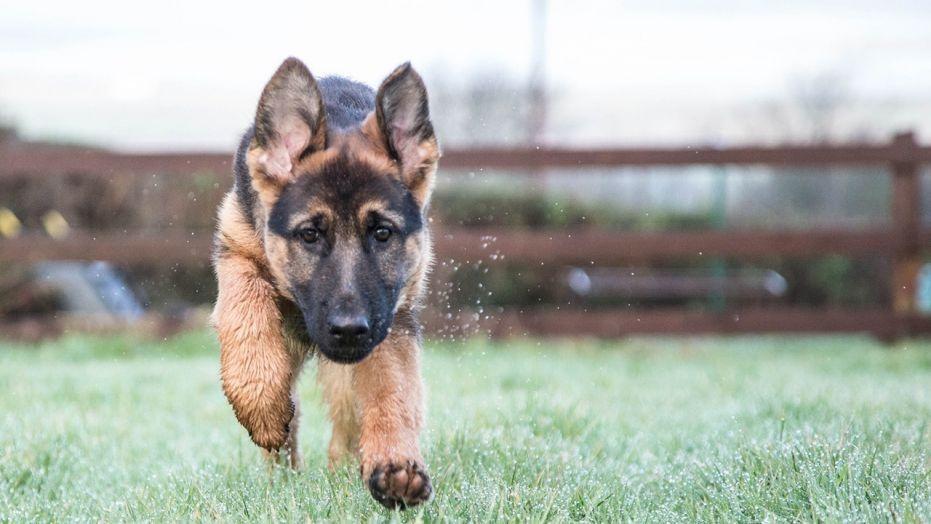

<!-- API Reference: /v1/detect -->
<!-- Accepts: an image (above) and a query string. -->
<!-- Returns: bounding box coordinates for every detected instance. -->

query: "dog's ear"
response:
[375,62,439,208]
[249,57,326,193]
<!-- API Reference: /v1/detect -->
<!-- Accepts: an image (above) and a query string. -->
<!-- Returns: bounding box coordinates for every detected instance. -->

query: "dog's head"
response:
[246,58,438,363]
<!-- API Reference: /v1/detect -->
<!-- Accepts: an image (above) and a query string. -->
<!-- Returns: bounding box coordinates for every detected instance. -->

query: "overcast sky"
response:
[2,0,930,150]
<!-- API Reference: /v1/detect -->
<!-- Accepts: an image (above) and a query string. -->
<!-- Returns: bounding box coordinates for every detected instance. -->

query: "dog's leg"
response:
[213,253,297,454]
[318,358,361,467]
[260,386,302,470]
[353,331,432,509]
[285,387,303,469]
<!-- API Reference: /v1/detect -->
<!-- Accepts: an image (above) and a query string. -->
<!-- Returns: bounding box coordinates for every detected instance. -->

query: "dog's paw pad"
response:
[367,460,432,509]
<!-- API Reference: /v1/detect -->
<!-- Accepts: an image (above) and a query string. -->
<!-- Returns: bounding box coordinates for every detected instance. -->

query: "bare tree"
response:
[729,67,889,227]
[428,66,536,147]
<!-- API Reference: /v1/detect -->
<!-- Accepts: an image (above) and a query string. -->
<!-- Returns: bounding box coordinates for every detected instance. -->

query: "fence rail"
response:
[3,228,926,266]
[447,308,931,340]
[1,132,929,339]
[4,140,931,177]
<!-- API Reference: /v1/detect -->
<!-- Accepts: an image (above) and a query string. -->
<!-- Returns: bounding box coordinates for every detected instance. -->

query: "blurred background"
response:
[1,0,930,340]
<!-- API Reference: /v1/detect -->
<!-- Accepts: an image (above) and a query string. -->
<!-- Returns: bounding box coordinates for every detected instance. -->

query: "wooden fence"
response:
[1,131,930,339]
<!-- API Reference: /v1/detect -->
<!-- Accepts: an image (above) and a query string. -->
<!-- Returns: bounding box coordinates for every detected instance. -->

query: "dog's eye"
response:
[373,226,392,242]
[297,228,319,244]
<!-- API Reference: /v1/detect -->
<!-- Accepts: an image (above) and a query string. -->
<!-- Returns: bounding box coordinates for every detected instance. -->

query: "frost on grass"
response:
[0,334,929,521]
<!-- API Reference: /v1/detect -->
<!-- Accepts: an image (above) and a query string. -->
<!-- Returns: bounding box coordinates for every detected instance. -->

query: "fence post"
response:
[890,131,921,339]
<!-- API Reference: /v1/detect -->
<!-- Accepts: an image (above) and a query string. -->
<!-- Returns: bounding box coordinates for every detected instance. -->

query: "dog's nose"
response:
[327,312,370,344]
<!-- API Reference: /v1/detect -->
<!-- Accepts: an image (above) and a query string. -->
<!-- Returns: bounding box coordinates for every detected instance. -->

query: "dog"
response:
[211,57,439,509]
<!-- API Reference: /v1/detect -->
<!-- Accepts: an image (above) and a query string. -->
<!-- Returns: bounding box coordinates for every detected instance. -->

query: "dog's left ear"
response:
[375,62,439,208]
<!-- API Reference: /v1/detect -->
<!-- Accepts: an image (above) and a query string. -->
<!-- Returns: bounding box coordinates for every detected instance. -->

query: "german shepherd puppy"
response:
[211,57,438,509]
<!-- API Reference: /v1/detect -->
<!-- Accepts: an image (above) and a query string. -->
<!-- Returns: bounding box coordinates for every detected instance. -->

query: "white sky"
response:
[1,0,930,150]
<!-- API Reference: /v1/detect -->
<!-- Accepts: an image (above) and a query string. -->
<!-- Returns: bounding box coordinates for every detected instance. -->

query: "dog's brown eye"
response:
[373,226,392,242]
[298,228,319,244]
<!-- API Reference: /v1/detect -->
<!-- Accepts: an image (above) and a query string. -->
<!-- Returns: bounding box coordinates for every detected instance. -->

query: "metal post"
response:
[709,167,728,312]
[528,0,547,145]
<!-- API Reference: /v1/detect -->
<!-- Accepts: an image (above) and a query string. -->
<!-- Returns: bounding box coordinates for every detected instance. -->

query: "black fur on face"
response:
[266,154,423,363]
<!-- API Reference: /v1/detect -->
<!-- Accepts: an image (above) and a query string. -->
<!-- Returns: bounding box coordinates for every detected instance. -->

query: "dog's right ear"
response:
[248,57,326,194]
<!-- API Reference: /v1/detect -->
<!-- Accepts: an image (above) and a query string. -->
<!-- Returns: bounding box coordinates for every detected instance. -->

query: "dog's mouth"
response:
[317,342,375,364]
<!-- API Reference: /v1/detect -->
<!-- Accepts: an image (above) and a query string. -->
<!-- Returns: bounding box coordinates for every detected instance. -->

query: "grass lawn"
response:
[0,331,929,522]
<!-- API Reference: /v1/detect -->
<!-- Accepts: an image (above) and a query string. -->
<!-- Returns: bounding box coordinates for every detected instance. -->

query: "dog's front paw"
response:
[242,399,295,452]
[249,425,288,451]
[366,460,432,509]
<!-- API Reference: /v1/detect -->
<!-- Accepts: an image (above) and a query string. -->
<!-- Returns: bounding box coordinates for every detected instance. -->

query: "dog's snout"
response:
[327,312,371,343]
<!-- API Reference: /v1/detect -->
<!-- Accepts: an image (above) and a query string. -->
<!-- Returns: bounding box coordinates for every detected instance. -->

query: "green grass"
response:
[1,331,930,522]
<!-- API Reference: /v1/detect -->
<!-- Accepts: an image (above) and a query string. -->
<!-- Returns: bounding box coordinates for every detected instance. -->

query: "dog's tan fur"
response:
[211,59,438,508]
